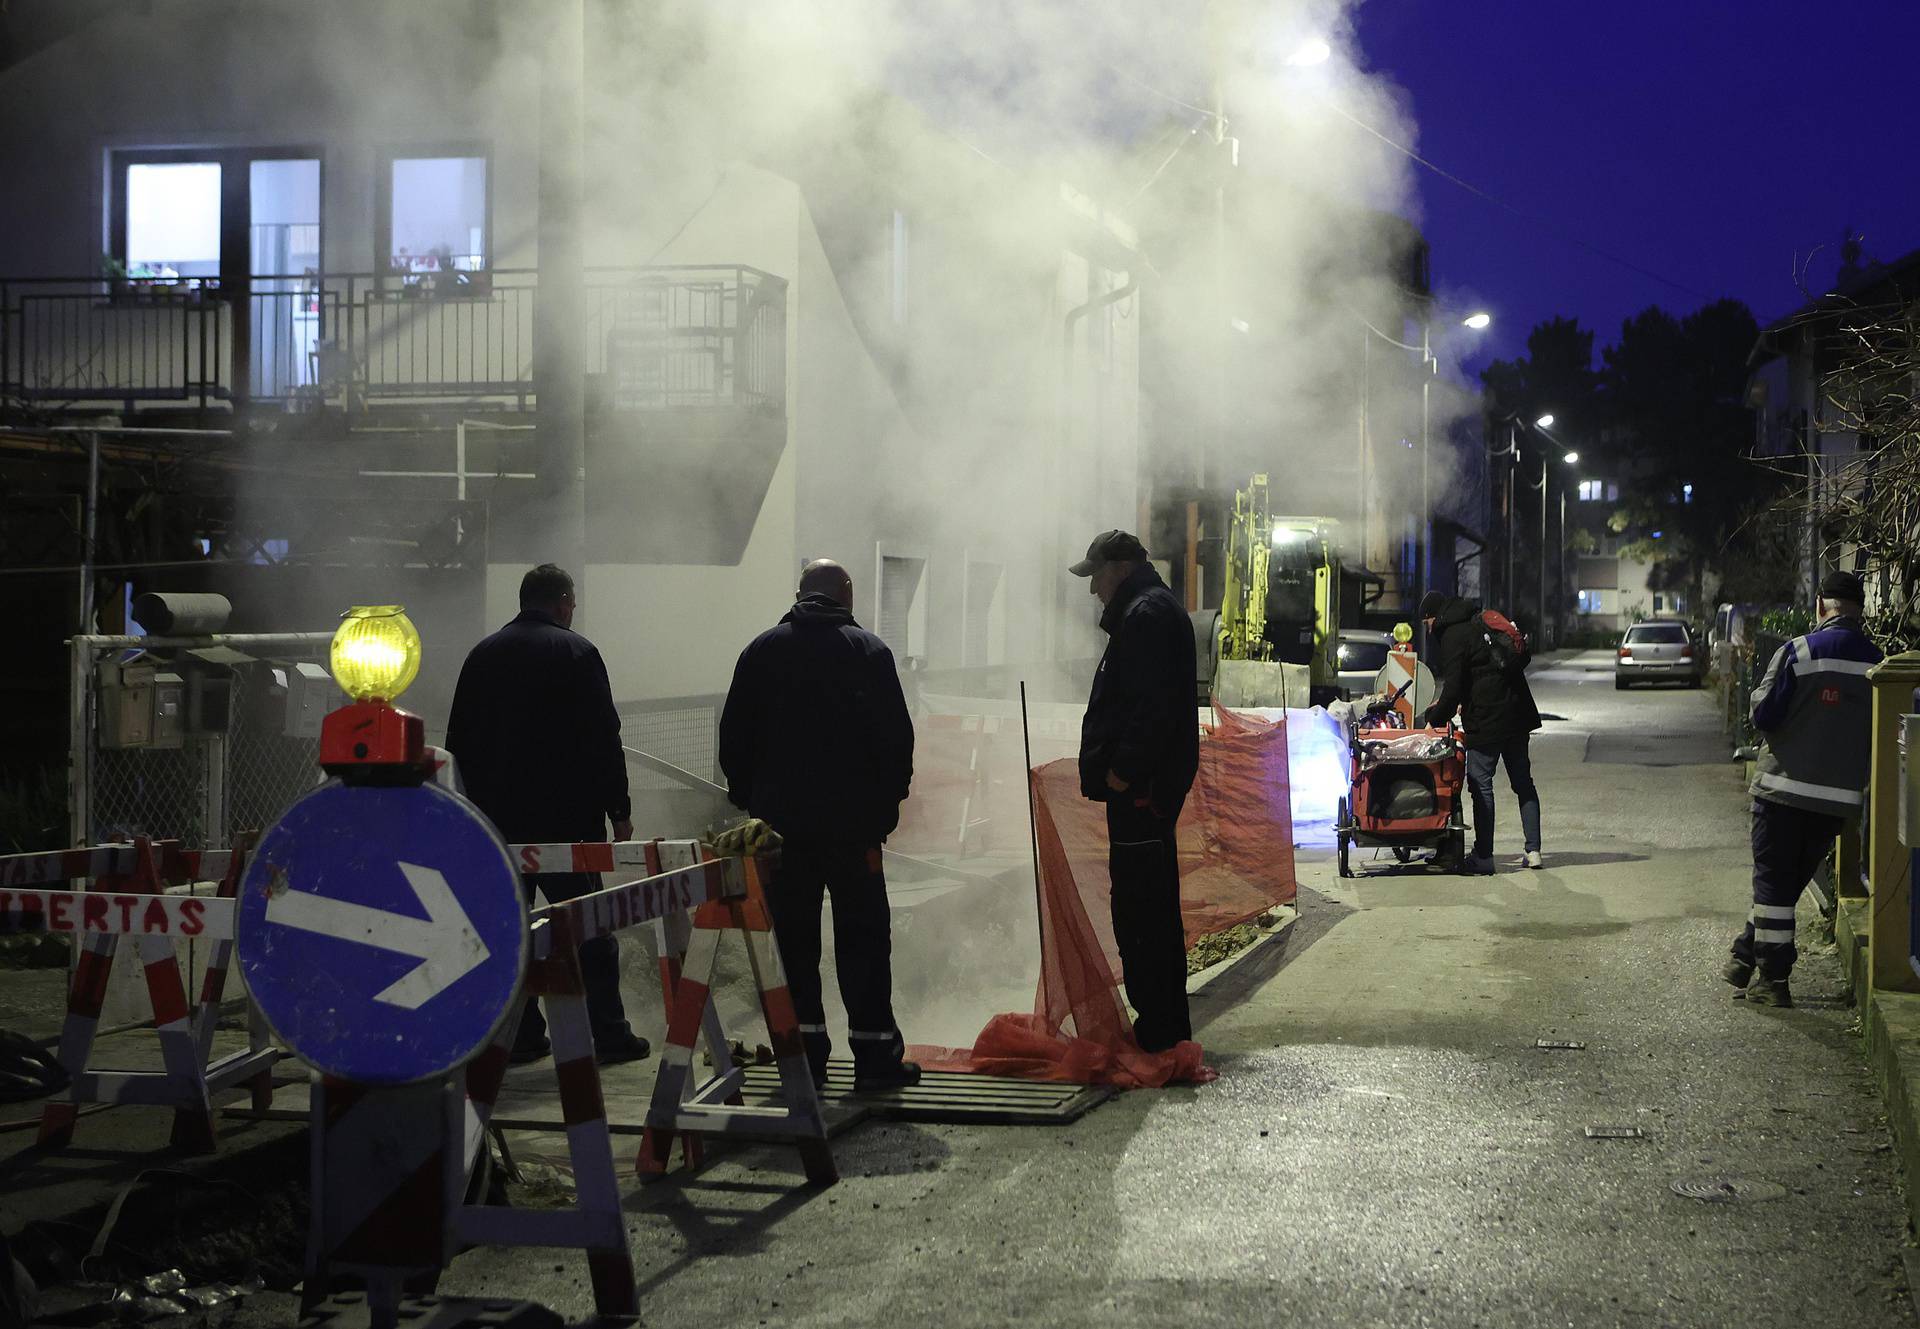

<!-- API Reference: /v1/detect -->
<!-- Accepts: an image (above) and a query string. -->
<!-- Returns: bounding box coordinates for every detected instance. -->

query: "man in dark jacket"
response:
[446,564,648,1066]
[719,559,919,1092]
[1072,530,1200,1053]
[1421,591,1542,874]
[1725,570,1882,1007]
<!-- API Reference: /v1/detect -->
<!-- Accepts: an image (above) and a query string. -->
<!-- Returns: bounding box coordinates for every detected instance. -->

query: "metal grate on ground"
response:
[743,1060,1113,1127]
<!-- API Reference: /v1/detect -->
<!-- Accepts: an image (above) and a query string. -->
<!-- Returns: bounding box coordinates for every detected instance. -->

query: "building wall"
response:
[0,2,544,279]
[1,2,1143,710]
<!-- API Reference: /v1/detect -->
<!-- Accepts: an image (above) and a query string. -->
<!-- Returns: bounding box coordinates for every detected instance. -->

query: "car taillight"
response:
[1680,644,1693,659]
[1618,646,1632,658]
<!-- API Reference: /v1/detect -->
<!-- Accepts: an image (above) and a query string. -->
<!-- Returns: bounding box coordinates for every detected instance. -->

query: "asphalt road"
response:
[446,651,1917,1327]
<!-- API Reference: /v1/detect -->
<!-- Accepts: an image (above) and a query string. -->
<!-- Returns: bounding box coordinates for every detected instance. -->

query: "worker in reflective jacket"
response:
[1725,570,1882,1007]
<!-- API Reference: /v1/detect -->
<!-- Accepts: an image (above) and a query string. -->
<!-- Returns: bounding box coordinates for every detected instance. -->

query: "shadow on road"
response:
[1191,885,1355,1033]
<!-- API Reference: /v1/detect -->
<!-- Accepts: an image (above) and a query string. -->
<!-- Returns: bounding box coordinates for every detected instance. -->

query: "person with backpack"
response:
[1419,591,1543,873]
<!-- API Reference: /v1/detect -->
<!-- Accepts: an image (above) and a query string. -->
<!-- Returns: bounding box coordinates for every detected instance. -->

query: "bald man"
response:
[719,560,920,1092]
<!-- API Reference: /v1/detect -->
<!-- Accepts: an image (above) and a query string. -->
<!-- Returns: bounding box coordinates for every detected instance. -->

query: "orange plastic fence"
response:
[915,706,1296,1088]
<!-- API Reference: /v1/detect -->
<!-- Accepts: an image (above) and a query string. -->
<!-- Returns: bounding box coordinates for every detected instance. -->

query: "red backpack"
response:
[1478,610,1531,675]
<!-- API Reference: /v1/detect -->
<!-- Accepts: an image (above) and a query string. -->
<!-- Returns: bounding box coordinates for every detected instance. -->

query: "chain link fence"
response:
[72,632,335,850]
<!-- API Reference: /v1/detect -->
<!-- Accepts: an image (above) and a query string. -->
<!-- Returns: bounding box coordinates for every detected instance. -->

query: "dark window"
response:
[1339,640,1391,672]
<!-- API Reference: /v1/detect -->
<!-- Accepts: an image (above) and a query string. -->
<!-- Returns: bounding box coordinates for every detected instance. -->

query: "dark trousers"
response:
[1731,799,1843,980]
[1106,797,1192,1052]
[1465,735,1542,859]
[765,839,905,1075]
[514,872,633,1049]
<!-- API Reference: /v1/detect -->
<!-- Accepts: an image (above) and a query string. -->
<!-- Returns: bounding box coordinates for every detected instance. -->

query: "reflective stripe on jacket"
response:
[1748,616,1882,817]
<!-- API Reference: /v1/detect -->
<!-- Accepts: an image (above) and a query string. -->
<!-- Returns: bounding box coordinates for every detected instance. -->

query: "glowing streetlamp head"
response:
[1534,413,1555,428]
[331,605,422,703]
[1286,37,1332,66]
[1461,312,1491,330]
[1563,450,1580,464]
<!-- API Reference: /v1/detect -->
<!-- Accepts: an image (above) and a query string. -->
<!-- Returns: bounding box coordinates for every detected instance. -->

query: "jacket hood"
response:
[781,592,857,628]
[1431,596,1479,629]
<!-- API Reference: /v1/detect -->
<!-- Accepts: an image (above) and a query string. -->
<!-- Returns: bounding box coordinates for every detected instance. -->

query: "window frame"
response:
[377,143,494,283]
[110,145,326,280]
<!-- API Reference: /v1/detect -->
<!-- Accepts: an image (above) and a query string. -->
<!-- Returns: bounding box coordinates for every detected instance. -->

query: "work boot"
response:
[1723,958,1754,995]
[594,1030,652,1067]
[853,1059,923,1094]
[508,1036,551,1066]
[1745,975,1793,1009]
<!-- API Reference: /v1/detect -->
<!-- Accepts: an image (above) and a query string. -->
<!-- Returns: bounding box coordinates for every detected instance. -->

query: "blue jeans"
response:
[1465,736,1541,859]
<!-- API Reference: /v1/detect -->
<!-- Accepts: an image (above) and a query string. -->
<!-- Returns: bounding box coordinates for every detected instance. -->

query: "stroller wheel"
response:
[1336,833,1352,878]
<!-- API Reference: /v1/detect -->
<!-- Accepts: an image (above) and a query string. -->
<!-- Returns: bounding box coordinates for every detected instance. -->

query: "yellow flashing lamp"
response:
[1393,622,1414,644]
[331,605,422,703]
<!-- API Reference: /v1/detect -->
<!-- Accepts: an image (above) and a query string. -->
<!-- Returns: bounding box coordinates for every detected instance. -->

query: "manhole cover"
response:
[1669,1178,1788,1203]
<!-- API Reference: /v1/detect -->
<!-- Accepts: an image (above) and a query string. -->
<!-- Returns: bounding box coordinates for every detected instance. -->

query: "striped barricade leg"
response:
[450,912,637,1319]
[638,854,836,1186]
[38,837,165,1147]
[134,925,218,1151]
[37,918,117,1147]
[186,836,278,1112]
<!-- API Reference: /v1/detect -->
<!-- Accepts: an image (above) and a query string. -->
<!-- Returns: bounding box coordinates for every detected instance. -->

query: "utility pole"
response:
[1537,453,1548,644]
[533,0,587,609]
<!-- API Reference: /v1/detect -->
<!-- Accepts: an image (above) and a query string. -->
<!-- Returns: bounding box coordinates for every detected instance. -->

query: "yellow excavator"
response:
[1195,474,1344,705]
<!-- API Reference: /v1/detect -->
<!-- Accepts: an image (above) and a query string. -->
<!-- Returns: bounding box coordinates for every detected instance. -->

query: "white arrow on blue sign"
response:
[237,781,527,1084]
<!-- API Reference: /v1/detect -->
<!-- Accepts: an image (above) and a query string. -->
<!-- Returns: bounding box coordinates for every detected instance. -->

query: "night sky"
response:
[1358,0,1920,376]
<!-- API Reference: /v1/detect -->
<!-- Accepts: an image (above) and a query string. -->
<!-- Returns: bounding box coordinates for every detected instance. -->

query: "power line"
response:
[1106,57,1716,306]
[1315,98,1715,304]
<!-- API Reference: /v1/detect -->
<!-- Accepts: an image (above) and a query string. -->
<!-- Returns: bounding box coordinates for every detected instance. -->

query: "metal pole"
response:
[1019,681,1046,961]
[1558,486,1567,645]
[1505,423,1516,609]
[1420,321,1431,604]
[1537,454,1548,643]
[79,431,99,632]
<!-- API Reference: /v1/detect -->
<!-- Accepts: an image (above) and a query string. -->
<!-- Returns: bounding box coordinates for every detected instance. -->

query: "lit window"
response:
[126,162,222,280]
[1606,482,1619,501]
[1578,480,1599,502]
[1682,483,1694,503]
[389,156,487,281]
[1577,589,1604,614]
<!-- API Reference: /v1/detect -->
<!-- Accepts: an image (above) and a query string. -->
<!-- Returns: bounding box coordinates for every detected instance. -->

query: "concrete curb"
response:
[1834,898,1920,1234]
[1186,907,1298,996]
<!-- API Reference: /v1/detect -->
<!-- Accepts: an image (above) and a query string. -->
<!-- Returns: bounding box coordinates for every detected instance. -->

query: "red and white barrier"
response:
[638,852,836,1186]
[0,836,280,1152]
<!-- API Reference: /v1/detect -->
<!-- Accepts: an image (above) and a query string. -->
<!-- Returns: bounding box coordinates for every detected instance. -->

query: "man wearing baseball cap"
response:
[1725,569,1882,1007]
[1070,530,1199,1053]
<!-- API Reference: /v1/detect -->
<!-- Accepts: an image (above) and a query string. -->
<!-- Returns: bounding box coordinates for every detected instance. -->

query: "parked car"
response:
[1615,619,1704,689]
[1336,628,1394,699]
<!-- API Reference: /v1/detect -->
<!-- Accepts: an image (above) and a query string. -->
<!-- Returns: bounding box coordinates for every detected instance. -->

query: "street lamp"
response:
[1356,307,1491,614]
[1535,413,1555,428]
[1285,37,1332,66]
[1563,450,1579,464]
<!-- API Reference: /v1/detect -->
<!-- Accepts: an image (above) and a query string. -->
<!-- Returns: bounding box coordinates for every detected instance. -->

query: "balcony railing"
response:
[0,265,786,415]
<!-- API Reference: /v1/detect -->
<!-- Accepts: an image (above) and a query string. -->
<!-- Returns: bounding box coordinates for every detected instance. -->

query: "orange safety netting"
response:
[914,705,1296,1088]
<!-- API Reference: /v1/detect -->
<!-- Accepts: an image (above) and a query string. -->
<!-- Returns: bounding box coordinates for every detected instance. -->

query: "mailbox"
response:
[97,661,185,750]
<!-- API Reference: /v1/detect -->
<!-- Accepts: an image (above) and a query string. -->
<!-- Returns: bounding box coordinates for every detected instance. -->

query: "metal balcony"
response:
[0,265,787,417]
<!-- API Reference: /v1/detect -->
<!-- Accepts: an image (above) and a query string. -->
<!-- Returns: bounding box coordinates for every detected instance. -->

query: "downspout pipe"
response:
[1056,272,1141,652]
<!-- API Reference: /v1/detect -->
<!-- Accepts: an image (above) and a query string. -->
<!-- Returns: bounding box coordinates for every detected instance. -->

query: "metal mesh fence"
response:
[621,700,720,791]
[73,634,333,851]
